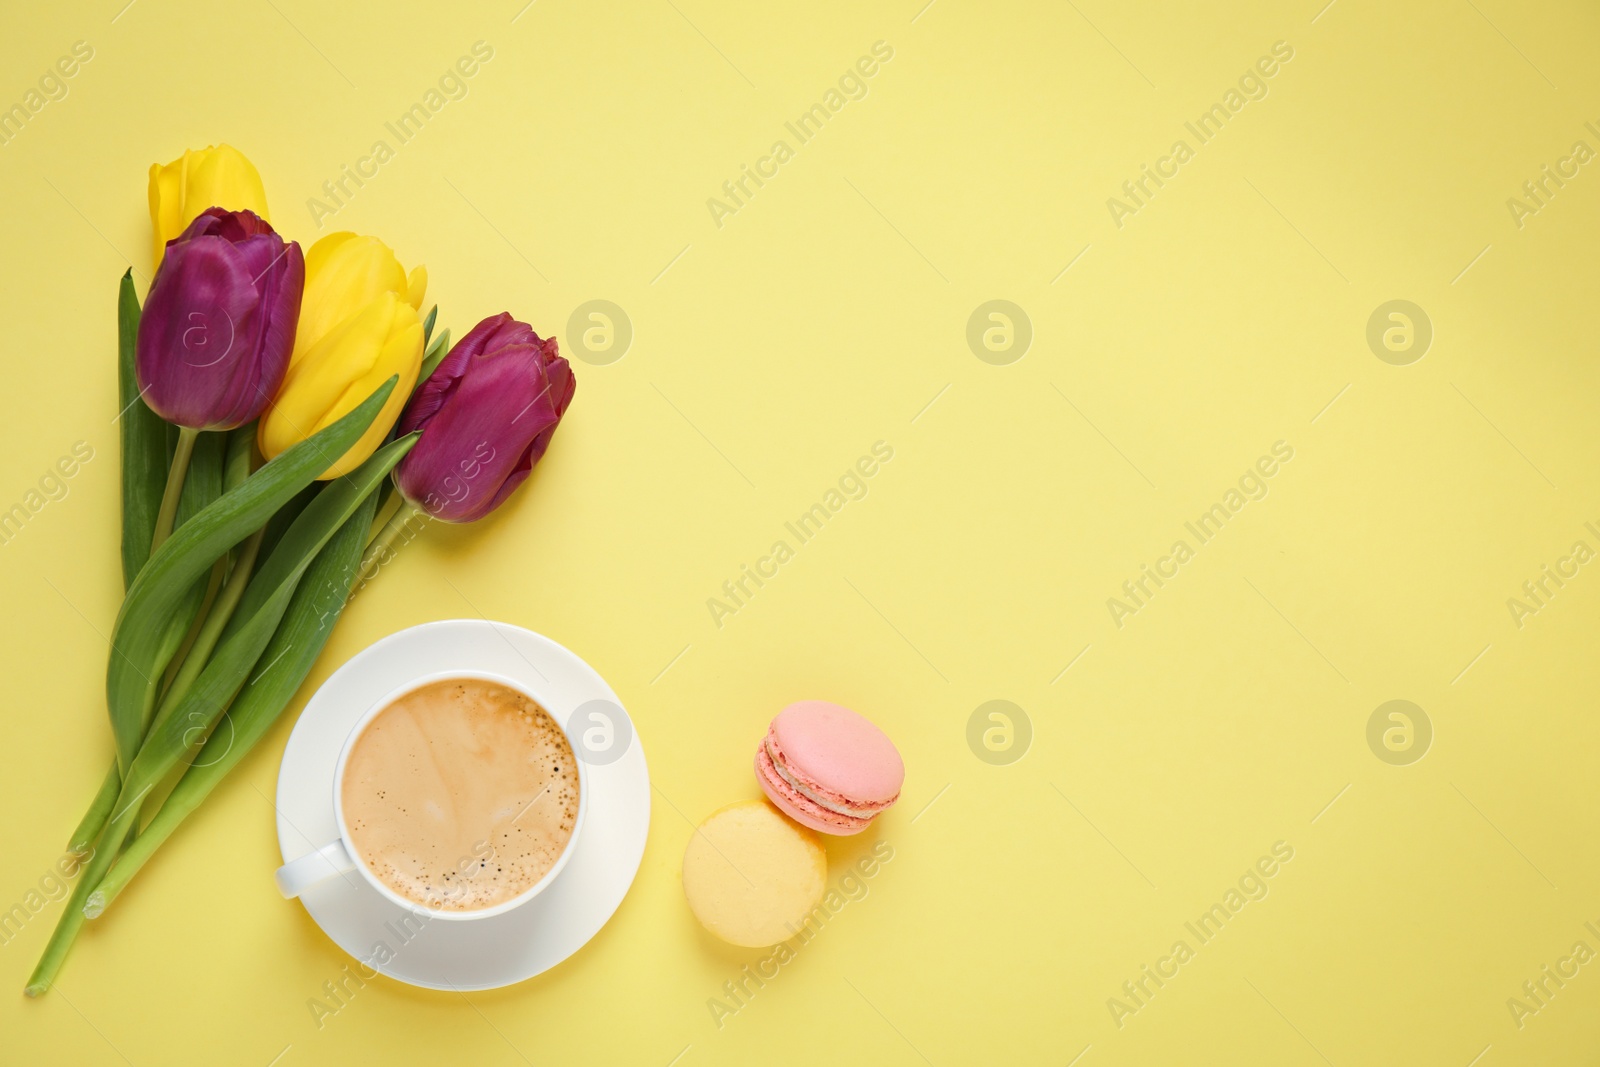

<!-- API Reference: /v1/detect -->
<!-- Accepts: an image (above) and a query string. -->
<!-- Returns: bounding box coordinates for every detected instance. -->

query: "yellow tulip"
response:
[258,232,427,479]
[291,232,427,366]
[148,144,270,269]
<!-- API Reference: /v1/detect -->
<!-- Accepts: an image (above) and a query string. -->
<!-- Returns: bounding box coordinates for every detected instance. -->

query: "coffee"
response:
[341,677,579,911]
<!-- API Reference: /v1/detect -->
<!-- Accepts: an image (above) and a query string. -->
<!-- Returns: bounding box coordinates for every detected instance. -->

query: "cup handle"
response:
[274,839,357,899]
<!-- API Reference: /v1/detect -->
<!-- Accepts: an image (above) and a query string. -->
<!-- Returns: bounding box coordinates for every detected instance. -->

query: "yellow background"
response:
[2,0,1598,1063]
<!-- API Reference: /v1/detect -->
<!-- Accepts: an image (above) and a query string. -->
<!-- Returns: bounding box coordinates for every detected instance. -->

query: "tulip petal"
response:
[399,312,538,435]
[148,161,185,268]
[524,342,575,469]
[476,460,532,522]
[138,233,283,430]
[406,265,428,311]
[294,233,409,363]
[259,293,422,478]
[442,311,508,361]
[185,145,270,224]
[243,238,304,423]
[260,300,388,457]
[396,337,572,522]
[148,145,270,270]
[396,320,477,434]
[316,316,422,479]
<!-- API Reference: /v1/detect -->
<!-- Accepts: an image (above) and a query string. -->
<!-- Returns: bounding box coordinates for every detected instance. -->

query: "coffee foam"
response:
[341,678,579,911]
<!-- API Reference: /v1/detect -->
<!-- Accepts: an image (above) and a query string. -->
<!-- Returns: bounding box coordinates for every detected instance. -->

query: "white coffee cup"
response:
[273,669,587,921]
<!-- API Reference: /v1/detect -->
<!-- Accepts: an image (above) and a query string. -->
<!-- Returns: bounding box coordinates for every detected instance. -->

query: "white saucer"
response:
[274,620,650,991]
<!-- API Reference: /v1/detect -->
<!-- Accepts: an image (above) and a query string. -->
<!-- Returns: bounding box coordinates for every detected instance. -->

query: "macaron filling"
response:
[756,746,871,833]
[764,735,897,819]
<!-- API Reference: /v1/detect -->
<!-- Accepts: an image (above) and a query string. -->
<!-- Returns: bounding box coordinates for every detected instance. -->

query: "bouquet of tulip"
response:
[25,146,575,996]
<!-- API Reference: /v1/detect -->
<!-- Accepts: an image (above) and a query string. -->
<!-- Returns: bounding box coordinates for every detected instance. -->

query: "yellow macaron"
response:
[682,799,827,947]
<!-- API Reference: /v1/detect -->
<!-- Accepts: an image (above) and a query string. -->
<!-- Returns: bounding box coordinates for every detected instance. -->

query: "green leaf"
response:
[105,377,399,773]
[117,272,167,591]
[258,484,316,563]
[88,472,382,916]
[178,432,225,522]
[418,325,451,384]
[421,304,438,348]
[222,423,256,492]
[375,472,397,518]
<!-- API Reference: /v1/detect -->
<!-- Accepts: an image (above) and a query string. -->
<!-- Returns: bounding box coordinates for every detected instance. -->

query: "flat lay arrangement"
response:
[6,5,1598,1065]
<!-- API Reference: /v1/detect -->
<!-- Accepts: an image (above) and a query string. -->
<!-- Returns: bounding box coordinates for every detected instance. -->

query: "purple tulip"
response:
[136,208,303,430]
[394,313,575,523]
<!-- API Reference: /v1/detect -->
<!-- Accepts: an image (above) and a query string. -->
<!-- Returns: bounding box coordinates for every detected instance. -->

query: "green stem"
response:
[86,802,186,919]
[26,808,136,996]
[65,765,120,855]
[160,424,258,701]
[357,502,421,582]
[158,528,265,719]
[150,426,200,554]
[159,555,227,700]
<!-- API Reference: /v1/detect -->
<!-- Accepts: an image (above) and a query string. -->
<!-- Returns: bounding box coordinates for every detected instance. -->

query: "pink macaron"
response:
[754,701,904,835]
